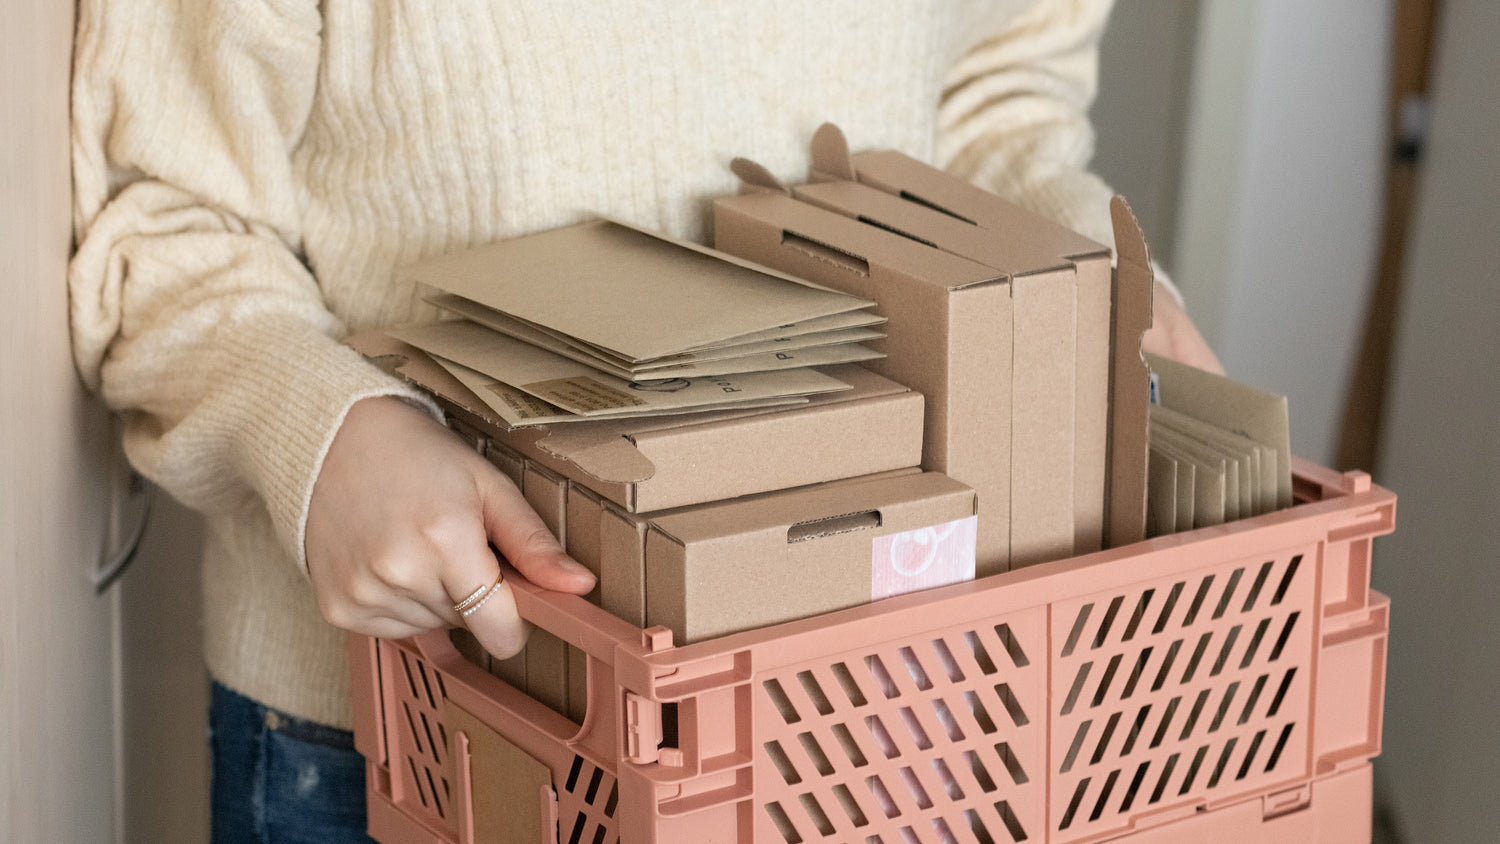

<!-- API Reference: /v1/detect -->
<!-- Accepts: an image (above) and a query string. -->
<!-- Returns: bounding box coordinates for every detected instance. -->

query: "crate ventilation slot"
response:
[394,651,452,825]
[758,622,1040,842]
[1051,552,1311,838]
[561,754,619,844]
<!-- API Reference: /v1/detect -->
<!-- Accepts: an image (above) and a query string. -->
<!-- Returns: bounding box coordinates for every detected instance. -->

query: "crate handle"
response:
[409,563,641,666]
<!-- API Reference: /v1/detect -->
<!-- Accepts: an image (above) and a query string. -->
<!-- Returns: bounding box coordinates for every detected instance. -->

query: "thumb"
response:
[477,470,596,594]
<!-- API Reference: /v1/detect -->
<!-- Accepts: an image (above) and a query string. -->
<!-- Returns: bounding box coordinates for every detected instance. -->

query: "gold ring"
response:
[452,571,504,616]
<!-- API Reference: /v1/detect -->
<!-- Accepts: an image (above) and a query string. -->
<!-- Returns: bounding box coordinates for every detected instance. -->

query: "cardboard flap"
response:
[1105,196,1155,548]
[444,700,556,844]
[795,179,1088,278]
[1111,195,1152,272]
[347,329,508,428]
[810,122,858,182]
[730,157,792,196]
[530,422,660,482]
[849,148,1110,262]
[718,192,1003,292]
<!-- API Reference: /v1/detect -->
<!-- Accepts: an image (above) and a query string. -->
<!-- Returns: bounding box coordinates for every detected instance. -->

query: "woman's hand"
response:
[305,396,595,659]
[1143,280,1224,374]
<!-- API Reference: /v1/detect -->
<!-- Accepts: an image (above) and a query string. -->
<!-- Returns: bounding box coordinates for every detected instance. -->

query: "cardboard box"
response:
[713,191,1017,572]
[805,129,1113,557]
[715,165,1153,566]
[519,462,570,717]
[563,483,607,724]
[572,469,974,646]
[347,330,925,513]
[645,471,976,644]
[789,177,1085,563]
[575,468,925,636]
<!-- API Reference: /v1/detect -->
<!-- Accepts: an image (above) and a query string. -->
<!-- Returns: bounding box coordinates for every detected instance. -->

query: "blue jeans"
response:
[210,682,375,844]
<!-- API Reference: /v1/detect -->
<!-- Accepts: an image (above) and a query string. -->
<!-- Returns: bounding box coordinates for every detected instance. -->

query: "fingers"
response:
[426,489,534,658]
[442,566,529,659]
[476,473,596,595]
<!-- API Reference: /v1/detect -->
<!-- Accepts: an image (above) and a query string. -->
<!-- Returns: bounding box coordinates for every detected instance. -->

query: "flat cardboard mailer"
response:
[345,330,925,513]
[715,161,1153,569]
[576,470,976,646]
[397,216,878,365]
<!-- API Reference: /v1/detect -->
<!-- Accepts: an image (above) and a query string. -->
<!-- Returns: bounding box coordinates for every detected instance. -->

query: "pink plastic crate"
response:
[351,458,1394,843]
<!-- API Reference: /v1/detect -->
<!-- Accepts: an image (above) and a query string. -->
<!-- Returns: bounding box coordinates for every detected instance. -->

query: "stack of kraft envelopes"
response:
[387,217,887,426]
[1144,352,1293,537]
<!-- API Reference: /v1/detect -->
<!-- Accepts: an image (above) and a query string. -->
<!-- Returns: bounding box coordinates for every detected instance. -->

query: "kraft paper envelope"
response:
[400,218,878,363]
[435,358,806,427]
[1151,435,1225,528]
[388,320,849,417]
[1147,353,1292,508]
[1151,403,1277,516]
[1152,423,1243,522]
[427,293,883,378]
[1147,450,1179,537]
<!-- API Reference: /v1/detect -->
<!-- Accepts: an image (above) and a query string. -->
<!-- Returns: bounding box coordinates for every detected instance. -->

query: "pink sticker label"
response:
[870,516,978,601]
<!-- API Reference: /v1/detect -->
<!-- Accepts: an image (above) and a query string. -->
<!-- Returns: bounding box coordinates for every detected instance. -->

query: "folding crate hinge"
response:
[1263,782,1313,819]
[623,690,662,765]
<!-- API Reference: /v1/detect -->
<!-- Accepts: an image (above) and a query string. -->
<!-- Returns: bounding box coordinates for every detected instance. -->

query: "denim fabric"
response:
[210,682,375,844]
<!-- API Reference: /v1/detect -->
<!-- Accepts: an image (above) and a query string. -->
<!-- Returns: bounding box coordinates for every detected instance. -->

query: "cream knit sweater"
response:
[70,0,1118,728]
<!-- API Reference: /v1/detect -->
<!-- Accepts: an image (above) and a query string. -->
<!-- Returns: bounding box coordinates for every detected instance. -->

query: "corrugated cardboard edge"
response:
[1106,197,1154,547]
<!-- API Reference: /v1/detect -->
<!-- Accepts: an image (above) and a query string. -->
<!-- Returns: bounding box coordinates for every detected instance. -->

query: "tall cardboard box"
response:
[802,130,1114,557]
[715,174,1152,569]
[714,192,1020,572]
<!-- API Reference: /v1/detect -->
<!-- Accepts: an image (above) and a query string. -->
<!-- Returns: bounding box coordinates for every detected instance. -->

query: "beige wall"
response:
[2,3,212,841]
[1,0,118,840]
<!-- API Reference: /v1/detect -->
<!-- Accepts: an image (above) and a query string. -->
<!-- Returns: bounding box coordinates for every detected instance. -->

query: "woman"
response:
[69,1,1217,838]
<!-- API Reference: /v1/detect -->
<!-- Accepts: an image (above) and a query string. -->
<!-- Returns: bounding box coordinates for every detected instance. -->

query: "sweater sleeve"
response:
[69,0,438,573]
[937,0,1119,248]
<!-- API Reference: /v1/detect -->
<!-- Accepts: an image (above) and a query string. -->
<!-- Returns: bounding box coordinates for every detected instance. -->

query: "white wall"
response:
[1373,2,1500,841]
[1174,0,1391,465]
[1091,0,1201,268]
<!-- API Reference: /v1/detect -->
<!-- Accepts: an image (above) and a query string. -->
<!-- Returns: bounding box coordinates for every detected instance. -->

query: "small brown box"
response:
[642,471,976,645]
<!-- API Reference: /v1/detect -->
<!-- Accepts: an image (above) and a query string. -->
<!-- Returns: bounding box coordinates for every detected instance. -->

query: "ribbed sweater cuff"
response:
[224,315,442,574]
